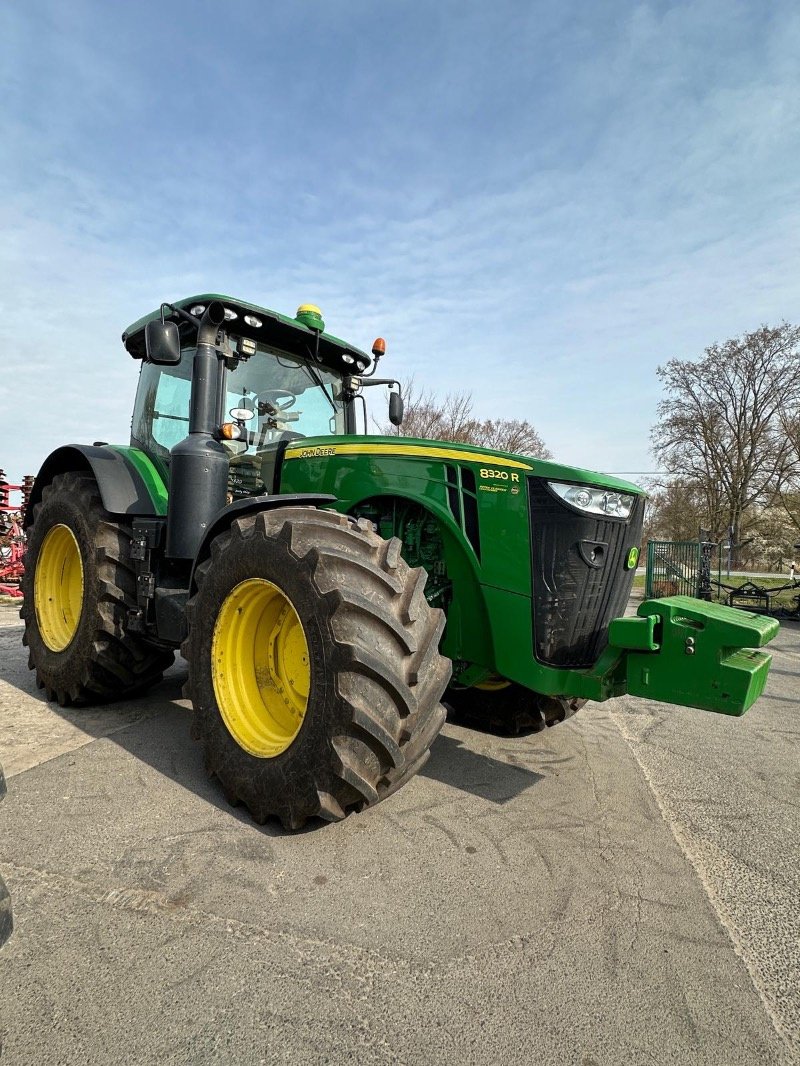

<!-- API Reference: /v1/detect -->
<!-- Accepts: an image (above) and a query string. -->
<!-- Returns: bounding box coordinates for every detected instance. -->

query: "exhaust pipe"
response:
[196,300,226,348]
[166,302,230,560]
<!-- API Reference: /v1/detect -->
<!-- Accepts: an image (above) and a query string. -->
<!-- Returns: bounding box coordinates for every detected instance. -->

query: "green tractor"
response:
[21,296,778,828]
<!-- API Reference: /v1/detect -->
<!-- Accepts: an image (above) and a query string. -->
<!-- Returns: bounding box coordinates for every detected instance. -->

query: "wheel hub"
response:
[211,578,310,758]
[34,524,84,652]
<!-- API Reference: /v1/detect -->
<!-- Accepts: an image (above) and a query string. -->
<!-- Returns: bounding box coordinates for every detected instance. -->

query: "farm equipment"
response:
[0,525,25,599]
[713,575,800,619]
[21,295,780,828]
[0,472,31,598]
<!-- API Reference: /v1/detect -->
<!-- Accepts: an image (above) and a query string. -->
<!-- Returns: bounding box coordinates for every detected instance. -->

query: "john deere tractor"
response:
[21,296,778,828]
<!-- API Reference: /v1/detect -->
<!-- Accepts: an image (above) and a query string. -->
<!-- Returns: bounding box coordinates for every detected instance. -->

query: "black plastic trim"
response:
[460,467,481,561]
[444,464,461,525]
[528,477,643,668]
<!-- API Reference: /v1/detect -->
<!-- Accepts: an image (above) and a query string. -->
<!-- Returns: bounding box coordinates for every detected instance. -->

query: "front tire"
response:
[184,507,451,829]
[21,471,174,705]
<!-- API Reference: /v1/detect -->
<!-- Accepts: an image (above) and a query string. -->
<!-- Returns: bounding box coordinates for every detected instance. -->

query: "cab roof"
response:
[122,294,372,374]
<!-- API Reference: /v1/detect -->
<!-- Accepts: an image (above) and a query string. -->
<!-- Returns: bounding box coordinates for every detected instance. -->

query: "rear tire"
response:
[183,507,451,829]
[445,682,584,736]
[21,471,174,705]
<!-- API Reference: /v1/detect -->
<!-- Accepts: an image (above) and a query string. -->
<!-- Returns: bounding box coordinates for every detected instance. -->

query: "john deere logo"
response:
[625,547,640,570]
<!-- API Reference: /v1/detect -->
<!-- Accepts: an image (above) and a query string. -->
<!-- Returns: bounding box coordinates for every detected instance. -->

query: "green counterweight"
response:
[609,596,778,715]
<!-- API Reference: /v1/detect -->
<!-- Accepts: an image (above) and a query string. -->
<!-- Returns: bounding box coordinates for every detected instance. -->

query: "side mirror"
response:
[389,389,404,427]
[145,320,181,366]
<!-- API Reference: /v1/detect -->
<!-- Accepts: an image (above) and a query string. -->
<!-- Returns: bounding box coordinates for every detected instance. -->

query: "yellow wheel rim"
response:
[34,524,84,652]
[211,578,310,758]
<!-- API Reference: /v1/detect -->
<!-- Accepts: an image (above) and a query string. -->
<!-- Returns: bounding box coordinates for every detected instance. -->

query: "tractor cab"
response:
[130,330,351,498]
[123,295,401,497]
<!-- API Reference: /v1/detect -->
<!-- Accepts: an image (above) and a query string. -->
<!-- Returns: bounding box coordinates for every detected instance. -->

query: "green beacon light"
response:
[296,304,325,333]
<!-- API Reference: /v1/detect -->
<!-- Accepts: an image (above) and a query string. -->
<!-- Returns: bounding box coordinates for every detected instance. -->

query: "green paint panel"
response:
[109,445,169,515]
[279,441,495,669]
[279,434,644,697]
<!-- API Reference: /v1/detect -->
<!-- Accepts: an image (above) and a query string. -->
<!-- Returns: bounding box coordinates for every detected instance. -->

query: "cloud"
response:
[1,0,800,485]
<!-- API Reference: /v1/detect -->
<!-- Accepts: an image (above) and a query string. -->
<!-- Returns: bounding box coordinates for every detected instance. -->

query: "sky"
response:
[2,0,800,489]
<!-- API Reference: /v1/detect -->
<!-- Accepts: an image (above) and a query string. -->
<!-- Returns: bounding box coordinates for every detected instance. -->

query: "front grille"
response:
[528,478,643,668]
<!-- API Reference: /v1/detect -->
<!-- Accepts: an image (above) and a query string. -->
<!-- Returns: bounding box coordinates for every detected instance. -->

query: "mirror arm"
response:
[160,302,199,328]
[358,377,400,389]
[160,301,226,348]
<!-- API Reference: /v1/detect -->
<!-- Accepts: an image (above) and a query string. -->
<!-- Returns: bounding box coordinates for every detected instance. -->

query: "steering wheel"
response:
[257,389,296,414]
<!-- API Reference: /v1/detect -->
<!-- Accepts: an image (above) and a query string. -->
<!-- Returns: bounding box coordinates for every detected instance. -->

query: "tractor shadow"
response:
[0,620,542,831]
[422,732,544,804]
[105,673,545,823]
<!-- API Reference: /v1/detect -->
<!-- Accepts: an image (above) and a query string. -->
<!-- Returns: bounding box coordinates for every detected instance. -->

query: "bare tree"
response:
[397,381,477,442]
[381,380,552,459]
[644,479,708,543]
[477,417,551,458]
[651,323,800,565]
[777,406,800,536]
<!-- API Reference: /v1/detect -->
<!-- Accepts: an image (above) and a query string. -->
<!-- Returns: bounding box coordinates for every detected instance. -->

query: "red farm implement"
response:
[0,472,33,598]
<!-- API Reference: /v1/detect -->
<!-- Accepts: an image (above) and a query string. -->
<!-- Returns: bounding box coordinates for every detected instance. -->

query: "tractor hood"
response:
[283,435,645,496]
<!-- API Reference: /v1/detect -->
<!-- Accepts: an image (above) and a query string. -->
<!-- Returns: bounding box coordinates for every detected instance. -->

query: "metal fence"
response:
[645,540,720,600]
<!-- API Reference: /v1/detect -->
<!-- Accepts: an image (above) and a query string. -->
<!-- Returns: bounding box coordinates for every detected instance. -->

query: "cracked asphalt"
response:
[0,603,797,1065]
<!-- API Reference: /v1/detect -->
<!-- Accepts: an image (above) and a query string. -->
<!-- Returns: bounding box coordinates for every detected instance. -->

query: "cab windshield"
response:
[223,339,346,444]
[132,340,347,461]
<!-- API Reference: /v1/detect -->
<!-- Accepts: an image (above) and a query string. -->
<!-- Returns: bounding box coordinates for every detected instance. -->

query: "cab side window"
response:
[131,358,193,458]
[151,372,191,451]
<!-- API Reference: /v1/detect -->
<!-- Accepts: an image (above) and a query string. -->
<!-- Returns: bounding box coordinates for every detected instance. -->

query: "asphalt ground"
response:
[0,603,797,1066]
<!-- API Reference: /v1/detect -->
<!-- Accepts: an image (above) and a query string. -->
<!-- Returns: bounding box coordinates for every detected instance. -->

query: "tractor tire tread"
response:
[184,506,450,829]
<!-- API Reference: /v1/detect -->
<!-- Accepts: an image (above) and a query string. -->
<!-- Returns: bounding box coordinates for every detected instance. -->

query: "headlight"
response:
[547,481,635,519]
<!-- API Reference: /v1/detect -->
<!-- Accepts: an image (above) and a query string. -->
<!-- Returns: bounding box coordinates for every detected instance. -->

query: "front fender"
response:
[189,493,336,593]
[24,445,167,526]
